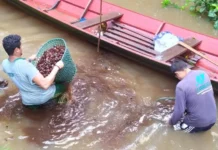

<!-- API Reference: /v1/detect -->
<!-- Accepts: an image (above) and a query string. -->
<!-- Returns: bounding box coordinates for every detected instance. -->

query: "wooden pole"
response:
[178,41,218,67]
[97,0,103,53]
[155,22,165,36]
[70,0,93,24]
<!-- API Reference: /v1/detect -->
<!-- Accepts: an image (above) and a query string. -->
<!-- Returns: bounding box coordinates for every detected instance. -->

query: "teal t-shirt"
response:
[2,58,56,105]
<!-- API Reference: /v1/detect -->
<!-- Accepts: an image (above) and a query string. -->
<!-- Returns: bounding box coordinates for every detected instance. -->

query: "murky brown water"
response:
[0,0,218,150]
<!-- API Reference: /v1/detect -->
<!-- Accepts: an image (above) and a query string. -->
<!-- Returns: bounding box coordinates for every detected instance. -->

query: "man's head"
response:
[171,59,190,80]
[2,34,22,57]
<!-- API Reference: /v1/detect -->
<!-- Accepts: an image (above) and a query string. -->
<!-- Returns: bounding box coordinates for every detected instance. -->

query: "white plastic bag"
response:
[154,31,183,53]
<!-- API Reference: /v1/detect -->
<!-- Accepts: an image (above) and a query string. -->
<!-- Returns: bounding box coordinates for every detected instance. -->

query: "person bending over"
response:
[169,59,217,133]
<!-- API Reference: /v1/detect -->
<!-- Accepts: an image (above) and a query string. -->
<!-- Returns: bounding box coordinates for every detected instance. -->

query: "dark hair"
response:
[170,59,188,73]
[2,34,21,56]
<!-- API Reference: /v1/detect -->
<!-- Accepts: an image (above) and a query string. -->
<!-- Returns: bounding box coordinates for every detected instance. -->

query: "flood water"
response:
[0,0,218,150]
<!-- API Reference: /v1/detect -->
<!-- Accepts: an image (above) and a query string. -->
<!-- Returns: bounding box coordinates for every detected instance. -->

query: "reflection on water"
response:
[0,0,217,150]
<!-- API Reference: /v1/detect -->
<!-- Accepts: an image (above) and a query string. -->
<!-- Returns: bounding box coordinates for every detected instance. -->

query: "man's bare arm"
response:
[33,60,64,89]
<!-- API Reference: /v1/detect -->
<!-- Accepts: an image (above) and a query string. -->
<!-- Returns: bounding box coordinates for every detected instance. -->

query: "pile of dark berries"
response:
[36,45,65,77]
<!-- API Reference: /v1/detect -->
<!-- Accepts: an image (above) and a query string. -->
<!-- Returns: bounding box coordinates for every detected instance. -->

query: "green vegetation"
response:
[161,0,218,29]
[0,145,10,150]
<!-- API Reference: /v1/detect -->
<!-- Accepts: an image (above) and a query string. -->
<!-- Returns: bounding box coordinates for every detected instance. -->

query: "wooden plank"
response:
[118,42,154,57]
[108,29,154,49]
[74,12,123,29]
[102,35,154,57]
[112,22,154,40]
[155,38,201,62]
[112,26,154,45]
[104,32,159,55]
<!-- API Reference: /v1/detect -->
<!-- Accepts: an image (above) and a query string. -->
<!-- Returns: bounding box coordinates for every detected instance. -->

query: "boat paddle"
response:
[71,0,93,24]
[178,41,218,67]
[155,31,218,67]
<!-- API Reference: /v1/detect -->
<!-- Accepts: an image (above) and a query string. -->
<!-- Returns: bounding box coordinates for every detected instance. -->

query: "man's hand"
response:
[55,60,64,69]
[33,60,64,90]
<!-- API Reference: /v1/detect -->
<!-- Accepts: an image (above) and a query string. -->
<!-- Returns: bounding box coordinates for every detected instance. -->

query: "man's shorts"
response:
[23,83,67,109]
[53,83,67,99]
[173,121,215,133]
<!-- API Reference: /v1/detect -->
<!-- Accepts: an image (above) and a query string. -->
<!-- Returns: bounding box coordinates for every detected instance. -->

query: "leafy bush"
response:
[161,0,218,29]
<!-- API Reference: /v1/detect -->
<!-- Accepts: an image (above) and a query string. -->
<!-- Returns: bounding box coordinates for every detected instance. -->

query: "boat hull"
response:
[5,0,218,93]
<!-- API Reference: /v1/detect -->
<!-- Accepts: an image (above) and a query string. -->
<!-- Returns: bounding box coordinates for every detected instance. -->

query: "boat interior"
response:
[17,0,218,80]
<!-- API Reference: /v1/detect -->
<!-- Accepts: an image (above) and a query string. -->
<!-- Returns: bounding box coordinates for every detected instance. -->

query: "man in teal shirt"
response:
[2,34,64,106]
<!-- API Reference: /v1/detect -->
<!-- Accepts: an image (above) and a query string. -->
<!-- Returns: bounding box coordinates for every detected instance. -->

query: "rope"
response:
[97,0,103,52]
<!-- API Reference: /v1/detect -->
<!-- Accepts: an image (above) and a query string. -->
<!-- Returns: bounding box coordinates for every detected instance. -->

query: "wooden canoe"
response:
[5,0,218,92]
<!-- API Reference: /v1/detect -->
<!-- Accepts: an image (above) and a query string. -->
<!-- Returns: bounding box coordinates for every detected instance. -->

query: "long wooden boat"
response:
[5,0,218,92]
